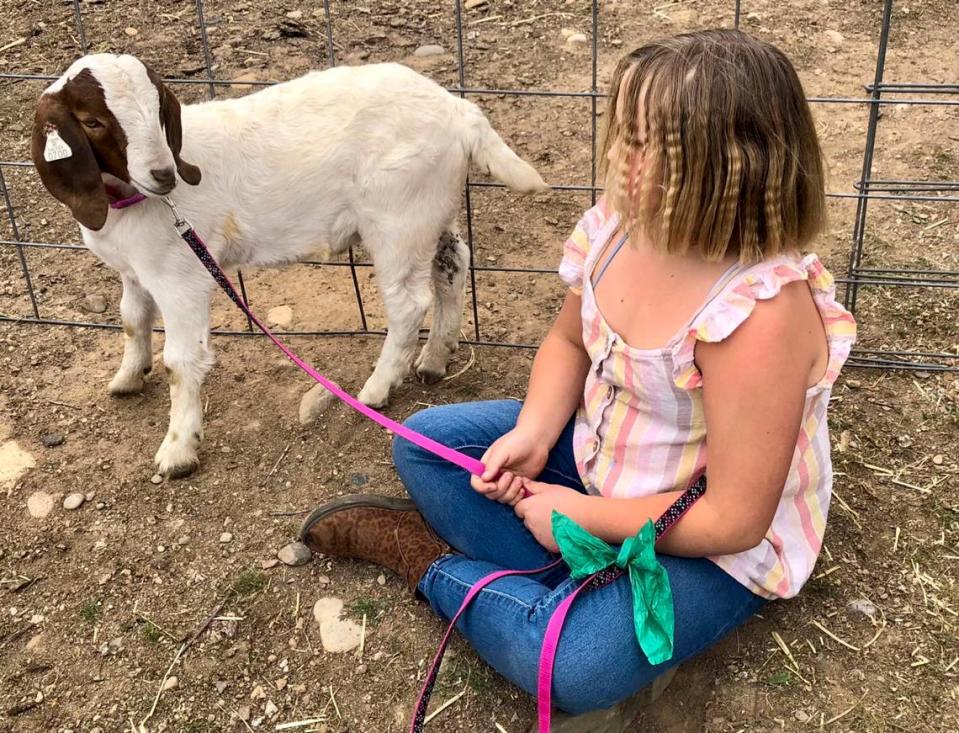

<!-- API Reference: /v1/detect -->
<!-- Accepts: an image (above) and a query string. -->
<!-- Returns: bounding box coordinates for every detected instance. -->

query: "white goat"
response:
[31,53,547,477]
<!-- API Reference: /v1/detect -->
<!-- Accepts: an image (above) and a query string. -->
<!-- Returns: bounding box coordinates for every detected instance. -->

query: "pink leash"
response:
[137,195,704,732]
[140,196,485,477]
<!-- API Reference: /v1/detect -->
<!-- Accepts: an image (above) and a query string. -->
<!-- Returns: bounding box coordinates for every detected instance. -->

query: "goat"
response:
[31,53,547,478]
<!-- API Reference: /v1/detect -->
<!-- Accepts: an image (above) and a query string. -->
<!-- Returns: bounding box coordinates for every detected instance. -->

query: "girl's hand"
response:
[470,427,550,505]
[513,478,585,552]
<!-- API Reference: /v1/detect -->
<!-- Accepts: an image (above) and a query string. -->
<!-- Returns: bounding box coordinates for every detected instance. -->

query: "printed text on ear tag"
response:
[43,129,73,162]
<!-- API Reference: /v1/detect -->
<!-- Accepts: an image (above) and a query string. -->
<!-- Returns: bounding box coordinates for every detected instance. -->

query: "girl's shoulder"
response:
[558,198,619,295]
[670,253,857,391]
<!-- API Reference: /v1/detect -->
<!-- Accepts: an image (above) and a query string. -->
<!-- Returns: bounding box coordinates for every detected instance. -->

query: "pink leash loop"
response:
[172,218,485,477]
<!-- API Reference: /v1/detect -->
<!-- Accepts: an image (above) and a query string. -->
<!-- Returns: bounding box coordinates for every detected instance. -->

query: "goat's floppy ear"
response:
[145,65,201,186]
[31,94,108,231]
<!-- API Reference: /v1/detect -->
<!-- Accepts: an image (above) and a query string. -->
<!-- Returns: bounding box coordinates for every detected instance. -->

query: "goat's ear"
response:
[145,65,201,186]
[31,94,108,231]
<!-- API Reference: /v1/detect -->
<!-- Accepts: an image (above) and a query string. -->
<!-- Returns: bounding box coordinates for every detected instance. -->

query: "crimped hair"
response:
[600,29,826,263]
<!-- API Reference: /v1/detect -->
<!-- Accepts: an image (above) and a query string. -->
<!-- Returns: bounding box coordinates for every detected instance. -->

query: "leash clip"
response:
[162,196,193,237]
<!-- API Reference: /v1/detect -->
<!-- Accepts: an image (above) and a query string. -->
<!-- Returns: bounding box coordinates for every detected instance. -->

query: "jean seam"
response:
[431,566,535,612]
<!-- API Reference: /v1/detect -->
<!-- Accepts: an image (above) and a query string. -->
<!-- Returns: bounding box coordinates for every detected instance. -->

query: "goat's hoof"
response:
[108,370,146,395]
[415,364,446,385]
[155,442,199,479]
[357,383,390,409]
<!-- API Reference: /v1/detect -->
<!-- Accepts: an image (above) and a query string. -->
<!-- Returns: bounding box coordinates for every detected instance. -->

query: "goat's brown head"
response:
[31,54,201,231]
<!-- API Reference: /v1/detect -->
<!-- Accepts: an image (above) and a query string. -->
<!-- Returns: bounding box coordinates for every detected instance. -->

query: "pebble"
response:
[124,27,139,37]
[220,532,234,543]
[150,473,163,485]
[261,558,280,570]
[277,541,312,567]
[215,680,228,693]
[286,10,303,19]
[275,677,287,691]
[266,305,294,329]
[824,29,845,46]
[81,294,108,313]
[250,685,266,700]
[319,617,363,653]
[27,491,55,519]
[376,574,386,586]
[162,676,178,691]
[465,0,488,9]
[63,492,86,510]
[566,33,588,44]
[932,454,944,465]
[795,710,811,723]
[264,700,279,718]
[318,575,331,585]
[299,384,335,424]
[350,472,369,486]
[238,705,251,722]
[313,597,344,624]
[230,72,259,92]
[846,598,878,619]
[846,379,862,389]
[41,433,64,448]
[1,440,36,489]
[414,44,445,57]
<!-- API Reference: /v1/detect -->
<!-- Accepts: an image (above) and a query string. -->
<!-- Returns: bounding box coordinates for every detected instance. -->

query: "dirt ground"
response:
[1,1,958,732]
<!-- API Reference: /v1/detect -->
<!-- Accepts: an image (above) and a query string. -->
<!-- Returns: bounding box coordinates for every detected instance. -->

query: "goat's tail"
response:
[461,102,549,194]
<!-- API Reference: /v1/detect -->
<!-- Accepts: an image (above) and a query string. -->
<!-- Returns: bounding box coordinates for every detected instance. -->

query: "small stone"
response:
[162,676,178,691]
[261,558,280,570]
[124,27,139,37]
[150,473,163,485]
[238,705,251,721]
[376,574,386,586]
[414,44,445,57]
[350,472,369,486]
[560,28,577,39]
[178,535,190,545]
[277,541,312,567]
[566,33,588,44]
[250,685,266,700]
[847,598,878,619]
[81,294,108,313]
[27,491,55,519]
[932,454,944,465]
[264,700,279,718]
[266,305,294,328]
[1,440,36,488]
[41,433,64,448]
[286,10,303,19]
[231,72,259,91]
[319,617,363,653]
[275,677,287,691]
[63,492,85,510]
[465,0,488,9]
[318,575,331,585]
[794,710,811,723]
[299,383,335,424]
[220,532,234,543]
[824,30,845,46]
[215,681,228,693]
[356,663,368,674]
[313,597,344,625]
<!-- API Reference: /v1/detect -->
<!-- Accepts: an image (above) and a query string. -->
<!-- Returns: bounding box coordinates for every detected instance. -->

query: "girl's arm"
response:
[518,282,823,556]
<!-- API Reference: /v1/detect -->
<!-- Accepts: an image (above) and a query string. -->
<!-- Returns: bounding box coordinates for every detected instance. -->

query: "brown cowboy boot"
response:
[298,494,451,593]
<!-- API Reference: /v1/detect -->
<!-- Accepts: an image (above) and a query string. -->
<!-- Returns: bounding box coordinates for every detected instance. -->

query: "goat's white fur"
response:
[44,54,546,477]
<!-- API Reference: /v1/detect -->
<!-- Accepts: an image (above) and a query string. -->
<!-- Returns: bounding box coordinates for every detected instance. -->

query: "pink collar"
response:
[106,184,147,210]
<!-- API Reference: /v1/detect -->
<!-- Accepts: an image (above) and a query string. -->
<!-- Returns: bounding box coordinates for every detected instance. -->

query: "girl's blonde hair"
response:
[601,29,826,263]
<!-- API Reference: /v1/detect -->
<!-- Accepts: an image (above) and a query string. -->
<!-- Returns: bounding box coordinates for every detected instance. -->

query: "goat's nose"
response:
[150,167,176,190]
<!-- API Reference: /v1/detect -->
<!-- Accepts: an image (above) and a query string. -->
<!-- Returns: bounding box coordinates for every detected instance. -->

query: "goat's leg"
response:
[415,228,469,384]
[357,261,433,408]
[108,274,157,395]
[152,290,214,478]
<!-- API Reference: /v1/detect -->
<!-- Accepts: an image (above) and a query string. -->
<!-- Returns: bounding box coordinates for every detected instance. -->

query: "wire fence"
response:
[1,0,957,371]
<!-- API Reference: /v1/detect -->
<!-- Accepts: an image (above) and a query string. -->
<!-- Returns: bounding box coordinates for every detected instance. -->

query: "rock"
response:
[318,575,331,586]
[266,305,294,329]
[299,383,335,424]
[162,676,178,691]
[238,705,251,721]
[1,440,36,488]
[847,598,877,619]
[220,532,234,543]
[250,685,266,700]
[414,44,445,57]
[261,558,280,570]
[824,30,845,46]
[319,617,363,653]
[264,700,279,718]
[795,710,811,722]
[231,72,259,91]
[376,574,386,586]
[27,491,55,519]
[846,379,862,389]
[41,433,64,447]
[150,473,163,485]
[215,680,228,693]
[63,492,85,510]
[566,33,588,44]
[81,294,108,313]
[124,27,139,37]
[277,541,312,567]
[465,0,488,9]
[313,597,344,625]
[933,454,944,465]
[350,472,368,486]
[286,10,303,19]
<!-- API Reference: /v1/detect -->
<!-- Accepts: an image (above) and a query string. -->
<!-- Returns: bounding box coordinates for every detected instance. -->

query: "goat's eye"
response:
[81,118,103,129]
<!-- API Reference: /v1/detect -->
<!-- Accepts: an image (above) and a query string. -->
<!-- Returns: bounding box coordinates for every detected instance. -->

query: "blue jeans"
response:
[392,400,767,715]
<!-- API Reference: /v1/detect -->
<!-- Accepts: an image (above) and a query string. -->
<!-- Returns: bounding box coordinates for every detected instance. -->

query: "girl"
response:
[299,29,856,727]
